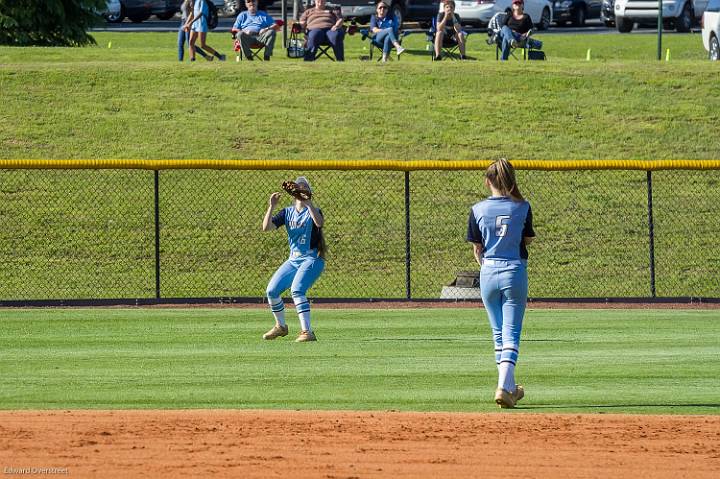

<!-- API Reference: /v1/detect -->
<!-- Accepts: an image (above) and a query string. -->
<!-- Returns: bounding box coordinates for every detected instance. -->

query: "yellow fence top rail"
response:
[1,160,720,171]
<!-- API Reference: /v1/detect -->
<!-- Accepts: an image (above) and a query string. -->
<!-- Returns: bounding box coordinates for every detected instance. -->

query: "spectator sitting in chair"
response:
[370,1,406,62]
[231,0,280,61]
[498,0,542,61]
[435,0,466,61]
[299,0,345,61]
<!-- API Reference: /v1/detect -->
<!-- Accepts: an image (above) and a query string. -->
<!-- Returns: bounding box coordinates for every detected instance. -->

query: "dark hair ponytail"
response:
[485,158,524,201]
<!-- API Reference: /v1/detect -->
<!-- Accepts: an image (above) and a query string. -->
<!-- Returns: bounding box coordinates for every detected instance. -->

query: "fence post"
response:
[404,171,412,300]
[154,170,161,299]
[646,170,656,297]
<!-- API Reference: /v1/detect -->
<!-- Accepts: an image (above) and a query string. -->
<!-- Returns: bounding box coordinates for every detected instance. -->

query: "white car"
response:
[614,0,708,32]
[450,0,553,29]
[702,0,720,59]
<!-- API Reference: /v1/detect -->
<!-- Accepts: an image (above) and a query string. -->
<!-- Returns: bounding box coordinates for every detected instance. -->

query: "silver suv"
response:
[613,0,708,32]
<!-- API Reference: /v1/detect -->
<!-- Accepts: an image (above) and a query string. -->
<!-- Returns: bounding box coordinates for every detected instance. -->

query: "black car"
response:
[552,0,602,26]
[600,0,614,27]
[107,1,180,23]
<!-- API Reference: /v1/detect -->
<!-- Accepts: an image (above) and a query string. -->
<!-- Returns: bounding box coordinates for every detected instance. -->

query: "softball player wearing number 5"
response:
[262,177,326,342]
[466,159,535,408]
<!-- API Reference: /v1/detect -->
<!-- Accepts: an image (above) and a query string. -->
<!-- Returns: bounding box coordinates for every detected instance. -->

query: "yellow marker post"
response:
[665,48,671,61]
[107,41,112,49]
[586,48,591,61]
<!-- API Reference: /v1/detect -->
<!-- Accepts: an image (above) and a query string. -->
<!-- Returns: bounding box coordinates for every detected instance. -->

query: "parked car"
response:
[224,0,274,16]
[552,0,601,26]
[702,0,720,59]
[106,1,177,23]
[336,0,440,27]
[613,0,708,32]
[600,0,614,26]
[450,0,553,30]
[102,0,122,22]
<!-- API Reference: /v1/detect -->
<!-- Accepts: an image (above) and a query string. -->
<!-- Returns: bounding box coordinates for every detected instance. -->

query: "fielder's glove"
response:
[282,181,312,201]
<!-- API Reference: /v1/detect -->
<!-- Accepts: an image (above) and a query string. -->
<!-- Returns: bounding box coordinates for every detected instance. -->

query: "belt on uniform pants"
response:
[291,249,317,258]
[482,259,525,267]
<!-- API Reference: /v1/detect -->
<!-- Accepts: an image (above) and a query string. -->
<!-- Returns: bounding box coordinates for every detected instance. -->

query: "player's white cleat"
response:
[295,330,317,342]
[262,325,288,340]
[495,388,516,408]
[513,385,525,404]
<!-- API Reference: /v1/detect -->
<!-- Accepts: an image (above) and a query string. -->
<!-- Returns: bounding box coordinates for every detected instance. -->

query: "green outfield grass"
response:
[1,32,719,160]
[1,307,718,414]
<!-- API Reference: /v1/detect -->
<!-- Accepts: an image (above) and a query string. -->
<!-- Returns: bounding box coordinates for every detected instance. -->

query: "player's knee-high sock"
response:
[267,296,286,327]
[498,345,519,392]
[292,292,311,331]
[493,333,503,373]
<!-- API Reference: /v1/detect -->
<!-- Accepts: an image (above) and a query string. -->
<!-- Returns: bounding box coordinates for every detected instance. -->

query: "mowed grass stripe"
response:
[0,308,718,413]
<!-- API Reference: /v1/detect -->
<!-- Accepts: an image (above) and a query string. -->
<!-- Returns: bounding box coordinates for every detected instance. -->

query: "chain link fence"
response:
[1,166,718,302]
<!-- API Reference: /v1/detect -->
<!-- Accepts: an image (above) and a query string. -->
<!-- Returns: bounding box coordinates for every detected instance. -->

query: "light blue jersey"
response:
[272,206,323,258]
[467,197,534,261]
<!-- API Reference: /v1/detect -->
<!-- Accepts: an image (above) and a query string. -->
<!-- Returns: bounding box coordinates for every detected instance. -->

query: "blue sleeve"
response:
[466,210,483,244]
[523,204,535,238]
[262,12,275,28]
[370,15,377,30]
[392,17,399,34]
[272,208,287,228]
[233,12,245,30]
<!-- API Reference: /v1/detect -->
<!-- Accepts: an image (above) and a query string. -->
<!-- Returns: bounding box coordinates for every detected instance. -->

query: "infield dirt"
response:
[1,410,719,478]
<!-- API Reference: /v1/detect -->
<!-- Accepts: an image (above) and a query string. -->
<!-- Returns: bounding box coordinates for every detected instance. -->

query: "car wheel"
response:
[675,3,692,33]
[572,7,586,27]
[711,35,720,61]
[616,17,633,32]
[224,0,240,16]
[538,8,551,30]
[105,5,125,23]
[128,14,150,23]
[391,3,403,29]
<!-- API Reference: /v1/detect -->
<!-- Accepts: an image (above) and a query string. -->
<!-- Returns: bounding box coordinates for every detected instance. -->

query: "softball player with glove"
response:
[466,159,535,408]
[262,177,326,342]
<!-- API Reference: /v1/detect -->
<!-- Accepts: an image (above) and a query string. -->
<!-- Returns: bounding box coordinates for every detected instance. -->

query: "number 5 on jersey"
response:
[495,215,511,237]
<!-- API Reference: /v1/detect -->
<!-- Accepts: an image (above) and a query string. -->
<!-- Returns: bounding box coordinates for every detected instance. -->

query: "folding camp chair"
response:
[427,15,469,61]
[487,12,544,61]
[359,26,406,61]
[233,20,283,61]
[288,22,346,61]
[234,36,265,61]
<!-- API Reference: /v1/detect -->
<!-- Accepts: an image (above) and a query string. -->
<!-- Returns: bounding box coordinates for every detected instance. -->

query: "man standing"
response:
[231,0,280,60]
